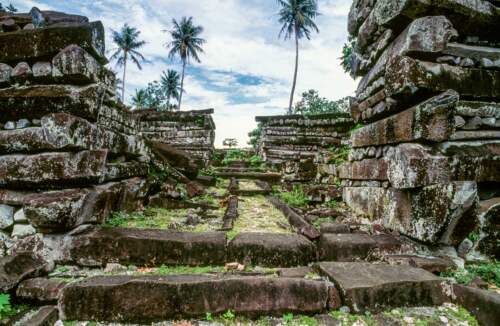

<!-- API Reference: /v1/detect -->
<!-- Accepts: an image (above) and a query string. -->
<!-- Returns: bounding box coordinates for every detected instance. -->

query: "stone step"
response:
[62,227,317,268]
[316,262,449,313]
[58,275,333,323]
[214,171,281,182]
[318,233,402,261]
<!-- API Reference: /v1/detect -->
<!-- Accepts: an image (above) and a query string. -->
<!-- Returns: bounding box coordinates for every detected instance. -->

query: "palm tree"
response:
[131,89,148,110]
[165,17,205,110]
[277,0,319,114]
[160,69,181,110]
[6,3,17,13]
[110,24,146,102]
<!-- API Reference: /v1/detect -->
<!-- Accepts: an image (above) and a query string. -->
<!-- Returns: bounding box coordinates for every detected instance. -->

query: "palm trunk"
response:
[166,95,170,111]
[178,59,186,111]
[288,28,299,114]
[122,51,127,102]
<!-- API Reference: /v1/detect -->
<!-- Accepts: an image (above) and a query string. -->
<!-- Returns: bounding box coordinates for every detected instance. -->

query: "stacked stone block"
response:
[133,109,216,167]
[256,113,353,183]
[0,8,152,255]
[342,0,500,256]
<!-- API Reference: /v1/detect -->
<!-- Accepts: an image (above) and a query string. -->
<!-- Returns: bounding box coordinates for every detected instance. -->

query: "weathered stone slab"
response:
[451,130,500,140]
[0,113,145,156]
[386,57,500,99]
[351,91,457,148]
[452,284,500,326]
[443,43,500,63]
[30,7,89,26]
[0,21,106,64]
[228,233,316,267]
[59,275,329,322]
[21,305,59,326]
[52,44,101,84]
[344,183,478,245]
[386,143,450,189]
[318,234,402,261]
[385,255,455,273]
[477,197,500,258]
[215,171,282,182]
[0,84,104,123]
[356,16,458,100]
[373,0,500,39]
[268,197,320,240]
[0,150,107,189]
[317,262,448,312]
[0,252,47,291]
[320,223,351,234]
[17,277,67,302]
[23,182,123,231]
[68,228,227,266]
[338,159,388,181]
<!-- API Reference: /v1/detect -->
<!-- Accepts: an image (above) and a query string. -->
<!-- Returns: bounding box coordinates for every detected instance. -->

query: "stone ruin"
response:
[0,8,215,257]
[256,113,353,181]
[342,0,500,257]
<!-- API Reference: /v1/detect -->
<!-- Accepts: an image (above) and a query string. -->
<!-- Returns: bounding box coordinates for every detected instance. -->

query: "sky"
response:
[14,0,357,147]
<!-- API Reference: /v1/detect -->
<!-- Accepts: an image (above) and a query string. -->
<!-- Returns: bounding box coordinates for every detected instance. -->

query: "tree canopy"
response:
[292,89,349,116]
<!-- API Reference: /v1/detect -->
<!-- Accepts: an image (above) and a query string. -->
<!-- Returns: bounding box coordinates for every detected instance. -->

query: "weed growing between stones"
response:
[0,293,29,322]
[441,261,500,289]
[276,185,309,207]
[327,145,351,165]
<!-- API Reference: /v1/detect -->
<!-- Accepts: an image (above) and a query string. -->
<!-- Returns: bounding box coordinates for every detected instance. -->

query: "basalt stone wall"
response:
[256,113,354,183]
[132,109,216,167]
[0,8,178,257]
[342,0,500,256]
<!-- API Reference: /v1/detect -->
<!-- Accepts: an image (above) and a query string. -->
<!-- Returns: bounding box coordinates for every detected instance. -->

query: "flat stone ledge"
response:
[68,227,228,267]
[318,233,402,261]
[452,284,500,326]
[59,275,330,323]
[227,232,317,267]
[317,262,449,313]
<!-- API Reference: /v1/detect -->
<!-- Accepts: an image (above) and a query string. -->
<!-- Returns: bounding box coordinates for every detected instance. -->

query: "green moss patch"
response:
[235,195,291,234]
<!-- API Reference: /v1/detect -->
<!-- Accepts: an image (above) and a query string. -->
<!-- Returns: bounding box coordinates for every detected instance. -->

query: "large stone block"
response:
[68,228,227,267]
[351,91,457,148]
[386,57,500,100]
[52,44,101,84]
[59,275,330,322]
[0,150,107,189]
[317,262,448,312]
[338,159,388,181]
[0,21,106,64]
[23,182,123,231]
[372,0,500,40]
[344,183,478,245]
[356,16,458,100]
[227,233,317,267]
[0,252,47,291]
[0,84,105,123]
[477,197,500,259]
[0,113,146,156]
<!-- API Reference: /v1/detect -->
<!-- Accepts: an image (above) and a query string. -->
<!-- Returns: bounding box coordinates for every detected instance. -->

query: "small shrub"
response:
[222,149,246,166]
[441,261,500,288]
[328,145,350,165]
[278,185,309,207]
[222,309,235,320]
[205,312,213,321]
[282,312,294,323]
[226,230,240,241]
[0,293,11,318]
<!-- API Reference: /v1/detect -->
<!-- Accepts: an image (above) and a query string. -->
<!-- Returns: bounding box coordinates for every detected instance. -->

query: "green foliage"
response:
[324,200,338,208]
[278,185,309,207]
[155,265,224,275]
[226,230,240,241]
[223,138,238,148]
[0,293,11,318]
[0,3,3,11]
[441,261,500,288]
[340,37,356,77]
[282,312,294,323]
[223,310,236,320]
[5,3,16,13]
[161,69,181,109]
[248,124,262,149]
[277,0,319,41]
[110,24,146,101]
[249,155,264,168]
[328,145,350,165]
[468,232,480,242]
[199,167,216,176]
[292,90,349,116]
[205,312,213,321]
[351,123,364,133]
[148,165,170,183]
[222,149,246,166]
[192,194,217,206]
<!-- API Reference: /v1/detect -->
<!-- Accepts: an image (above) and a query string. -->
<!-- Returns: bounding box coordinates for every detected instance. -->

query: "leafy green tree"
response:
[5,3,16,13]
[340,37,356,77]
[292,89,349,115]
[223,138,238,148]
[160,69,181,110]
[166,17,205,110]
[131,89,148,110]
[110,24,146,102]
[248,123,262,149]
[277,0,320,114]
[144,81,165,109]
